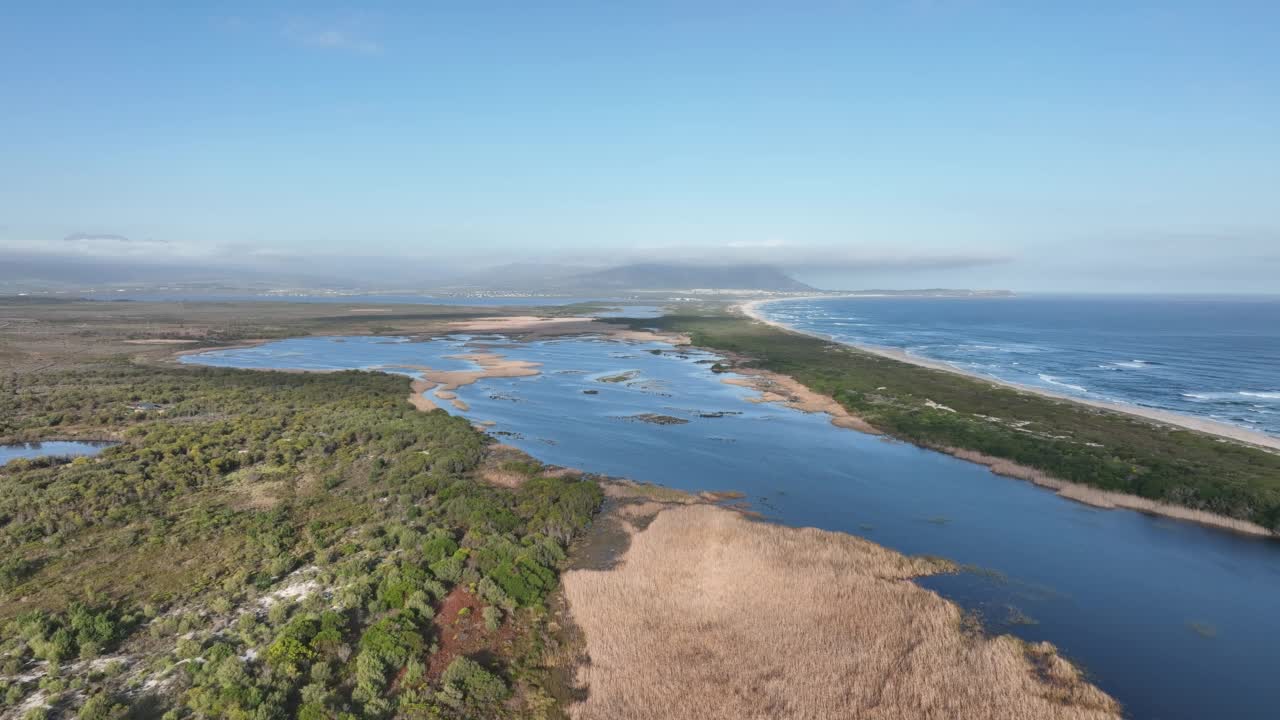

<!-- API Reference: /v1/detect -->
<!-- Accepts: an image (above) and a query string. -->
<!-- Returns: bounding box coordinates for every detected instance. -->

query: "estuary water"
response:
[758,295,1280,437]
[183,334,1280,719]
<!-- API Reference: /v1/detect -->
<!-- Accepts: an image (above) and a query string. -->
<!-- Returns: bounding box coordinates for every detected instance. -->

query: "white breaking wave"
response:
[1038,374,1088,393]
[1182,391,1280,403]
[1101,359,1153,370]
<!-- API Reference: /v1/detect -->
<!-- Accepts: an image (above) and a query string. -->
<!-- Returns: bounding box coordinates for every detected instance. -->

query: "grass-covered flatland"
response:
[0,359,601,719]
[635,310,1280,532]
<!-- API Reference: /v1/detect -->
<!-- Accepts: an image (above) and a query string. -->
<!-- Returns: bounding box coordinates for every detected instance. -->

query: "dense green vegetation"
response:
[0,361,602,718]
[638,312,1280,531]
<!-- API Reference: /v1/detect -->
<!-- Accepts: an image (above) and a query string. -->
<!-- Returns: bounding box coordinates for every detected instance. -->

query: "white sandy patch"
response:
[255,566,321,610]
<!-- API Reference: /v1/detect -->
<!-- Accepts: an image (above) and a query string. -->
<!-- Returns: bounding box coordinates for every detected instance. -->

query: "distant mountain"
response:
[563,263,816,291]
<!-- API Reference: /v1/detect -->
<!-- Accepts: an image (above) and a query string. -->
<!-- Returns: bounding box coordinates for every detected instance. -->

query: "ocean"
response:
[757,294,1280,437]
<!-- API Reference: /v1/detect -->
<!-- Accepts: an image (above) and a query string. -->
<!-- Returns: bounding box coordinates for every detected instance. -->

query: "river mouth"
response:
[0,440,118,466]
[182,333,1280,720]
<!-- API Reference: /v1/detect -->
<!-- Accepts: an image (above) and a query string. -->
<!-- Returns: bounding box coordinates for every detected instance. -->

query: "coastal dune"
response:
[563,503,1121,720]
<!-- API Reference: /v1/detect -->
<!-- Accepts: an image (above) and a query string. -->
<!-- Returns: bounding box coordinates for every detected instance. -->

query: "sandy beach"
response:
[739,298,1280,452]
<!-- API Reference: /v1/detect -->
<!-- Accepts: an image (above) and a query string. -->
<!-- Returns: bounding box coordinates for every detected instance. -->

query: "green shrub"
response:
[482,606,501,631]
[77,692,127,720]
[439,657,509,710]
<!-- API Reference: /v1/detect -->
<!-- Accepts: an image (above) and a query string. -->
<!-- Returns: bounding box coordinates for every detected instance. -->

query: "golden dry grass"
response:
[562,504,1121,720]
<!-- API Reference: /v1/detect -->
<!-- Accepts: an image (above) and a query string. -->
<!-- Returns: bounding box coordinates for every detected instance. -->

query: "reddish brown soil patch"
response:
[425,587,517,679]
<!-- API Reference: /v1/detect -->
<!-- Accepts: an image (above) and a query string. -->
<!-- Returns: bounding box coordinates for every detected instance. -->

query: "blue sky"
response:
[2,2,1277,291]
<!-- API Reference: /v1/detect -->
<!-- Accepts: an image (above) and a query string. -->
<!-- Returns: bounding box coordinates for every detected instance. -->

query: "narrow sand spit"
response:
[722,370,880,434]
[386,355,540,389]
[433,352,542,390]
[945,448,1275,537]
[433,390,470,411]
[736,298,1279,537]
[386,351,542,412]
[408,379,439,411]
[445,315,691,344]
[739,299,1280,453]
[169,339,275,360]
[562,502,1121,720]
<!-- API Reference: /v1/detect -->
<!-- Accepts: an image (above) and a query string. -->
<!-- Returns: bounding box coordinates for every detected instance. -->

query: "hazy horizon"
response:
[3,3,1277,293]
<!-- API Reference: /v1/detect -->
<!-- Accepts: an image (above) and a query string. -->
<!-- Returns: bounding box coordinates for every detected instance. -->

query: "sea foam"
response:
[1038,374,1088,393]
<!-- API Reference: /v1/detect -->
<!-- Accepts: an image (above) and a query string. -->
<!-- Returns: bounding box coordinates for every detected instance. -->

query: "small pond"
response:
[0,441,118,465]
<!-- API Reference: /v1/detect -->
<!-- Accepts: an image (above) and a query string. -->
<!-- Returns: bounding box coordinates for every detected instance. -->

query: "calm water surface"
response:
[184,335,1280,719]
[0,441,117,465]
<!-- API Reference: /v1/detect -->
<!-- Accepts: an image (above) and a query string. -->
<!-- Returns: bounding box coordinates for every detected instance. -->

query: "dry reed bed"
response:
[562,504,1121,720]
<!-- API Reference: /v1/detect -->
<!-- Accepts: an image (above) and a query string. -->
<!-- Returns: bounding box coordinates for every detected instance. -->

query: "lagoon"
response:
[184,334,1280,719]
